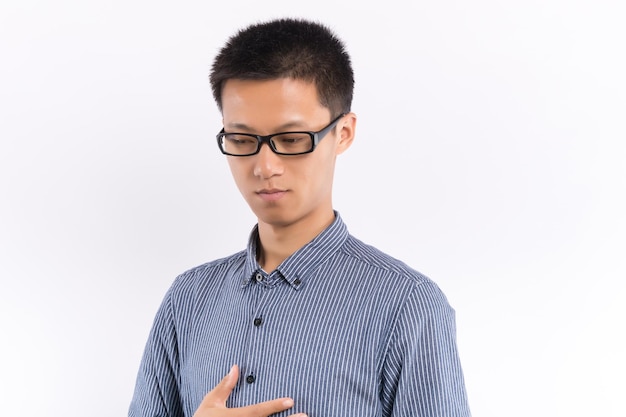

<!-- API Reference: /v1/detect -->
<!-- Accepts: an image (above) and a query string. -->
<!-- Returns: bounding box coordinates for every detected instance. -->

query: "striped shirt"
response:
[129,213,471,416]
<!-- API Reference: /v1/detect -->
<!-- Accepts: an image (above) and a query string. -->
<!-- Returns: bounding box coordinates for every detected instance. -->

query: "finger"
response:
[196,365,239,409]
[239,397,296,416]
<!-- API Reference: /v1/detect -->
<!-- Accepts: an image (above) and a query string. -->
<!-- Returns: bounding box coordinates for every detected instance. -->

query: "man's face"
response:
[221,78,355,231]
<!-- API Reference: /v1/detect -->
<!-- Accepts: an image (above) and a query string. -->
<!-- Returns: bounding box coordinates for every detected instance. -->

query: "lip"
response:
[256,188,288,202]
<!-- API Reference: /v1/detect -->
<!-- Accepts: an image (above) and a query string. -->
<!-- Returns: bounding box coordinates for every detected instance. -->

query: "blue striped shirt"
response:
[129,213,471,416]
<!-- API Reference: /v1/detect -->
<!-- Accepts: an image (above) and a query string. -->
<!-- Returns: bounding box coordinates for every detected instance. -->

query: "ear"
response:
[335,112,357,155]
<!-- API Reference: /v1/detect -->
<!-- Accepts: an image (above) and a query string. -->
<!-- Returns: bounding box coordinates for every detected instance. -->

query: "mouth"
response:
[256,188,288,202]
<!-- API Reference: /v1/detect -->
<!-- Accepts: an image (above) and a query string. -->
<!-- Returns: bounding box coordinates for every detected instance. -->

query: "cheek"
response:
[226,161,249,188]
[299,154,336,190]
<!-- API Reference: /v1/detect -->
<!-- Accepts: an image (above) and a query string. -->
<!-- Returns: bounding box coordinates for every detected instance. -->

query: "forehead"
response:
[221,78,331,131]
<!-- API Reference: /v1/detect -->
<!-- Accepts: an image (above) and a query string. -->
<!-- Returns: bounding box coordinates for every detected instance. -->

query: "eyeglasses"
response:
[216,114,346,156]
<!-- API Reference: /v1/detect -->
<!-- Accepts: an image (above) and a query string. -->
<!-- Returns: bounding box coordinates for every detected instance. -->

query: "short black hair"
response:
[209,18,354,117]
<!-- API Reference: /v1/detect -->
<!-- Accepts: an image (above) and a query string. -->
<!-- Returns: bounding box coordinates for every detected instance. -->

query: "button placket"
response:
[243,271,271,392]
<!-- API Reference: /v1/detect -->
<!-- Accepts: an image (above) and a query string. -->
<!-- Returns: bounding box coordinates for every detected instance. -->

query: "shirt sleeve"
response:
[129,287,184,417]
[380,281,472,417]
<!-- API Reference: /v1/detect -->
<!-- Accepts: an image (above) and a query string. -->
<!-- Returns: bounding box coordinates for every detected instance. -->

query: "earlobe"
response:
[336,112,357,155]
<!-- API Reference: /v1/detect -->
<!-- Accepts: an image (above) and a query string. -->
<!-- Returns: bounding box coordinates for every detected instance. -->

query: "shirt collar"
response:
[242,211,348,290]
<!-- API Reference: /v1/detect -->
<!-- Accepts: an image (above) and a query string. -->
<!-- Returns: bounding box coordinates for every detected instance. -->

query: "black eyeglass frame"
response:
[216,113,346,156]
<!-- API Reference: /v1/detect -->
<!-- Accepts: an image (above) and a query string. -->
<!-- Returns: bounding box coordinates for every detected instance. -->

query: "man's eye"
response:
[274,134,309,144]
[278,137,303,144]
[226,135,256,145]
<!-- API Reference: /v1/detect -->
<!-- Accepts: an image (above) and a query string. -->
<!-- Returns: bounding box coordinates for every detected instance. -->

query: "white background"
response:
[1,1,625,416]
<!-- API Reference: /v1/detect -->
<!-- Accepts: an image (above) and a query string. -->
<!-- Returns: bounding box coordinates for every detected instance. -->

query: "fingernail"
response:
[282,398,294,407]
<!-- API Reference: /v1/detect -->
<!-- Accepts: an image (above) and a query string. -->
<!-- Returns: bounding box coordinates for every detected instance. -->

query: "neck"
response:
[256,210,335,272]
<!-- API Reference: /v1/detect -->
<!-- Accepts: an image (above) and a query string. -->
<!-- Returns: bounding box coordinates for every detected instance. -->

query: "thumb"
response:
[196,365,239,410]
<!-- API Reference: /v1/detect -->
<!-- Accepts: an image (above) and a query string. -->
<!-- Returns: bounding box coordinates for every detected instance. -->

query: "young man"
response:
[129,18,471,417]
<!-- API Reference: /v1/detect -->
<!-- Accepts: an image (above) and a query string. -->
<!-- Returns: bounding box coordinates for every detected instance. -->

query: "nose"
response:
[253,143,284,179]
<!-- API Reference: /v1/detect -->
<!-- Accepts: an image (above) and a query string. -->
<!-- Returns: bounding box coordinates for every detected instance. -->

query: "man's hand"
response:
[193,365,306,417]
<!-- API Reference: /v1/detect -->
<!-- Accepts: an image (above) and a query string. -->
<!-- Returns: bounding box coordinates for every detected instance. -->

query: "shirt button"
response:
[255,273,263,283]
[293,278,301,286]
[246,375,255,384]
[253,317,262,327]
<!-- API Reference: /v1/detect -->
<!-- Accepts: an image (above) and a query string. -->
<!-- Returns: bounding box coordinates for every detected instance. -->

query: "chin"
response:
[258,214,296,228]
[253,208,299,228]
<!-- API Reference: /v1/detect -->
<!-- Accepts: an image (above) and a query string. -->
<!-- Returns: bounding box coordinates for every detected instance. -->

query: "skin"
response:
[193,77,356,416]
[193,365,304,417]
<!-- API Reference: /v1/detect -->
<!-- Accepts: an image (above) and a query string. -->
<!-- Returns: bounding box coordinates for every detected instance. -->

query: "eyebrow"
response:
[226,120,311,133]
